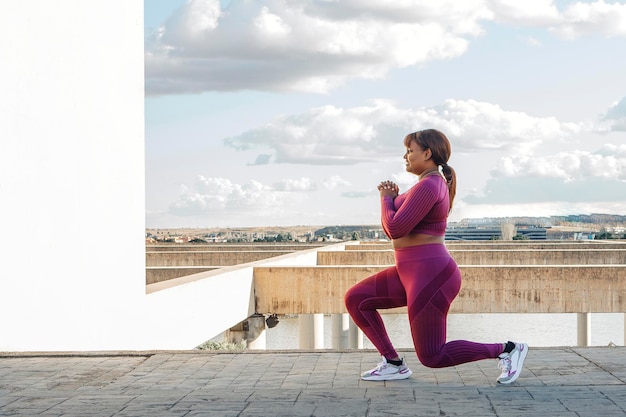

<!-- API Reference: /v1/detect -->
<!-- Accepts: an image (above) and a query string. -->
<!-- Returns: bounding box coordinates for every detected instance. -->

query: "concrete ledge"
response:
[347,241,626,250]
[318,249,626,265]
[254,265,626,314]
[146,266,221,284]
[146,242,338,294]
[146,251,298,266]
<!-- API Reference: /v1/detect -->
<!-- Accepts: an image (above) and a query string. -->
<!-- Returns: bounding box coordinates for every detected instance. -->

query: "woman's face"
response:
[404,139,431,175]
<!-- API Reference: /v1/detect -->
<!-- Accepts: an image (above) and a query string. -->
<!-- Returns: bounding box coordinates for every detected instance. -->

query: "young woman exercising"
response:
[344,129,528,383]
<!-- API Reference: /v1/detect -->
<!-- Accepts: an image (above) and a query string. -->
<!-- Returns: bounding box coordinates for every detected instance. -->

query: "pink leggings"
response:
[344,244,503,368]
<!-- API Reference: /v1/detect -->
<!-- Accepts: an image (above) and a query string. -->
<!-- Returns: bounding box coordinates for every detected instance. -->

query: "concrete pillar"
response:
[299,314,324,349]
[313,314,324,349]
[225,314,267,350]
[245,314,267,350]
[348,316,363,349]
[331,313,350,349]
[577,313,591,347]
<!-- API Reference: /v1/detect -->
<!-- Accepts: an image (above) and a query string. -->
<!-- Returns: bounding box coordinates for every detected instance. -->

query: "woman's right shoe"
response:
[497,342,529,384]
[361,356,413,381]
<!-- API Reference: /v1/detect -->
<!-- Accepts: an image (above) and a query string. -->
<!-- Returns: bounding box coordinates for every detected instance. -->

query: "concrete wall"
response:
[0,1,146,351]
[318,249,626,265]
[254,265,626,314]
[0,1,259,351]
[146,267,221,284]
[146,251,298,267]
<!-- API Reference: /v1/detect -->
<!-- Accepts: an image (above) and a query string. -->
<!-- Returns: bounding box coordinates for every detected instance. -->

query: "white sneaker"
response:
[497,342,528,384]
[361,356,413,381]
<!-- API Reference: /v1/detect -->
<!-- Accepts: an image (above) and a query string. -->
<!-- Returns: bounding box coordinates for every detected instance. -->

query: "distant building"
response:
[445,227,547,241]
[574,232,596,240]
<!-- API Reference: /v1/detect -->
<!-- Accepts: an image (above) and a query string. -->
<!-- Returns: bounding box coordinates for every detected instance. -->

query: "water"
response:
[262,313,624,350]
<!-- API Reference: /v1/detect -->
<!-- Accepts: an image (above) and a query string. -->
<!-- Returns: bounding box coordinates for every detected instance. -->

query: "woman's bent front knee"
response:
[344,285,360,314]
[417,353,447,369]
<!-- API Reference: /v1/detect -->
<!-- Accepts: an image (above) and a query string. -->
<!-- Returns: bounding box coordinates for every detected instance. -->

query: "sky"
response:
[144,0,626,229]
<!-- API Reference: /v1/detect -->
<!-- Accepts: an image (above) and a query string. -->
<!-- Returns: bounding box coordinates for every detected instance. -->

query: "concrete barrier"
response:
[146,251,297,267]
[318,249,626,265]
[146,267,221,284]
[253,265,626,315]
[146,243,329,295]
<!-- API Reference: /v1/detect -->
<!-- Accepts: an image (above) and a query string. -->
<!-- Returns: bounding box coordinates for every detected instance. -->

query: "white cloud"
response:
[254,6,292,37]
[224,99,584,164]
[224,102,399,165]
[487,0,561,26]
[169,175,327,217]
[322,175,351,190]
[462,141,626,208]
[597,143,626,157]
[170,176,280,216]
[554,0,626,39]
[488,0,626,39]
[341,191,372,198]
[145,0,626,95]
[273,177,317,191]
[145,0,488,94]
[186,0,222,32]
[496,147,626,181]
[602,97,626,131]
[156,0,222,42]
[430,99,582,152]
[391,170,419,188]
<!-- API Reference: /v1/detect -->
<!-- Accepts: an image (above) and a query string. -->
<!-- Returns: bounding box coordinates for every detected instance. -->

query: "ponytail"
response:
[440,163,456,211]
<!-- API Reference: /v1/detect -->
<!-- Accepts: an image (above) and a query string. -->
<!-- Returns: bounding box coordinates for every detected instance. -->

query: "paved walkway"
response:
[1,347,626,416]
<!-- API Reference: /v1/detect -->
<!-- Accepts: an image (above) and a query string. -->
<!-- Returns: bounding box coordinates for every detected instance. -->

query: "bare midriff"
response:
[392,233,445,249]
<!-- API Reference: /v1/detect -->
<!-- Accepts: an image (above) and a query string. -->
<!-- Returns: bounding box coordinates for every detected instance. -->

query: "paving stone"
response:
[1,347,626,416]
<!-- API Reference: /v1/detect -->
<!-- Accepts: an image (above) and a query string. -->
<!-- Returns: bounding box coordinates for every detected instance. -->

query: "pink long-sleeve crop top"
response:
[380,175,449,239]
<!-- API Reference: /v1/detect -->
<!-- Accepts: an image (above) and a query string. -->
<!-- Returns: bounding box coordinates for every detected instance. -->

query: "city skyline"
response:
[145,0,626,228]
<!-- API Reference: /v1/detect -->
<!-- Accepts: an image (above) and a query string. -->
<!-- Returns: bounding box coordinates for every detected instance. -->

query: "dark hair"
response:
[403,129,457,211]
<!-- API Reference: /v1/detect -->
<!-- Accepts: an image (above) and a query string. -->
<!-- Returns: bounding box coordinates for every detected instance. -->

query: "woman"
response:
[344,129,528,384]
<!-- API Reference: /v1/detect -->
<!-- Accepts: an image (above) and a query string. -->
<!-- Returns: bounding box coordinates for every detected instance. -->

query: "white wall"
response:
[0,1,147,350]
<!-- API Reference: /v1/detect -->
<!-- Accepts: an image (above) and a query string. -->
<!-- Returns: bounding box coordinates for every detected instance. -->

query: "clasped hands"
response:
[378,180,399,198]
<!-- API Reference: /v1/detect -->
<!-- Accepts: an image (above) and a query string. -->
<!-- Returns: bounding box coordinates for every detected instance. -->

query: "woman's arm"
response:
[381,181,438,239]
[377,180,399,239]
